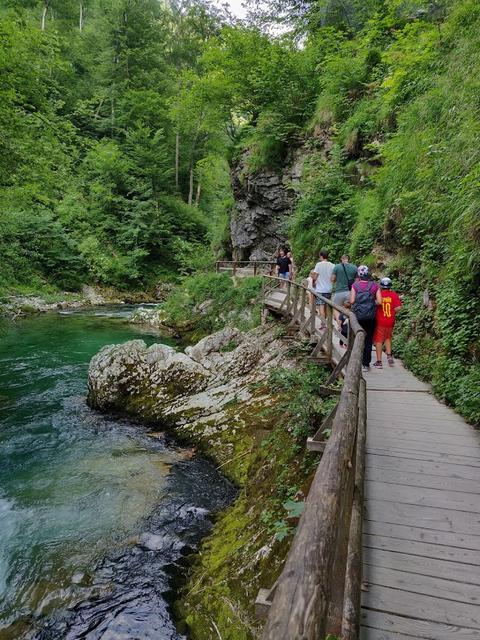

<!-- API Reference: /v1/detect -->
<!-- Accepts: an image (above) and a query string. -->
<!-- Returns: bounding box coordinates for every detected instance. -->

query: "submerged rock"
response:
[129,306,179,337]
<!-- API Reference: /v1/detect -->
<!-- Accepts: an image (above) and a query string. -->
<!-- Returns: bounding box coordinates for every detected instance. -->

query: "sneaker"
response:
[373,361,383,369]
[387,354,394,367]
[362,365,370,372]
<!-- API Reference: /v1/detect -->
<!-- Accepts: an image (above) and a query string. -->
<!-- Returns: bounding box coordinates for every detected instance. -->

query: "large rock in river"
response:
[87,326,295,467]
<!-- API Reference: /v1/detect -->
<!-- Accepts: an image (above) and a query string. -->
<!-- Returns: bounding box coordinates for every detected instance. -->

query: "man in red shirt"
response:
[373,277,402,368]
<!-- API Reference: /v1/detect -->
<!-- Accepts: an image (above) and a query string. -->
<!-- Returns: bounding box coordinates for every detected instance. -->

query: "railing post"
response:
[253,262,257,276]
[326,304,333,361]
[233,261,237,277]
[326,447,356,636]
[286,280,292,314]
[310,294,316,336]
[300,288,306,325]
[292,285,298,320]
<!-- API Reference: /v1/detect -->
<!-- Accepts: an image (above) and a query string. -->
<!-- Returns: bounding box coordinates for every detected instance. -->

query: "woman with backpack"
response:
[350,265,382,371]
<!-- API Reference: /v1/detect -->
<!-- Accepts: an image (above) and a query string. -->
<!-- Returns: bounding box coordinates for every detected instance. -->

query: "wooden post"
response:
[326,449,355,636]
[300,288,306,325]
[326,304,333,362]
[310,295,316,336]
[233,262,237,277]
[292,285,298,321]
[286,280,292,315]
[342,378,367,640]
[253,263,257,276]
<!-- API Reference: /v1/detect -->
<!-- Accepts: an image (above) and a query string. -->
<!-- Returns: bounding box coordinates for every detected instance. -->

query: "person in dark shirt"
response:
[276,248,291,288]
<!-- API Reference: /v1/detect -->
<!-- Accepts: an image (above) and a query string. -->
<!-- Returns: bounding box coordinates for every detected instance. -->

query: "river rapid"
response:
[0,306,235,639]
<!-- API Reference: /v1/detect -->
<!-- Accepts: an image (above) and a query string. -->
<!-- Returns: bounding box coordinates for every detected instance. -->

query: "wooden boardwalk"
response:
[361,364,480,640]
[263,285,480,639]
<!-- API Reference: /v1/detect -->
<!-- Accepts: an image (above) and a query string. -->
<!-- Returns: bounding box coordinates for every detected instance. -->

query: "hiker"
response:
[313,250,334,325]
[331,254,357,324]
[339,301,351,348]
[350,265,382,371]
[305,270,318,305]
[373,277,402,368]
[276,247,291,287]
[286,248,296,281]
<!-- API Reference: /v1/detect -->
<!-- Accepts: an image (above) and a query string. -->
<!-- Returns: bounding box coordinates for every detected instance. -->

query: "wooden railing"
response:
[215,260,277,276]
[258,276,367,640]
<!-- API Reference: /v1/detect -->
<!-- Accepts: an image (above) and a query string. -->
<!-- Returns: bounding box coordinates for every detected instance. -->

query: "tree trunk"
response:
[195,181,201,207]
[41,1,49,31]
[175,131,179,190]
[188,165,194,206]
[79,2,84,31]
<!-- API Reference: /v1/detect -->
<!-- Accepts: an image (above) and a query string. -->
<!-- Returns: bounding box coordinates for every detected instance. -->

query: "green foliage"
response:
[267,363,333,443]
[161,272,263,338]
[286,1,480,423]
[0,1,230,294]
[290,150,355,266]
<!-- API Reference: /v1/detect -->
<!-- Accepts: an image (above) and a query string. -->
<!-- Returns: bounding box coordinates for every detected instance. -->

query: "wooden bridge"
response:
[256,276,480,640]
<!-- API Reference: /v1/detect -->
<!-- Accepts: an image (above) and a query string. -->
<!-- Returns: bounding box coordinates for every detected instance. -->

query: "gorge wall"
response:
[230,148,306,261]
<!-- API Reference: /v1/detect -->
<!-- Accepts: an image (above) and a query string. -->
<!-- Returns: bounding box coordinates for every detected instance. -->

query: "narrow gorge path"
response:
[361,364,480,639]
[263,281,480,639]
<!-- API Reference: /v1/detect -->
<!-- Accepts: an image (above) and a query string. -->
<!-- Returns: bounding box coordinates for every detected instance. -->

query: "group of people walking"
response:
[276,248,402,371]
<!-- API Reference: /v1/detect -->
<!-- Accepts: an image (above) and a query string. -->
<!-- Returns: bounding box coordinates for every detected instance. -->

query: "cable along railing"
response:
[257,275,367,640]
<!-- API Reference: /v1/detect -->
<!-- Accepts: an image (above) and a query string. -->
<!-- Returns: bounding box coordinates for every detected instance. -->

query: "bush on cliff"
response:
[286,1,480,423]
[161,272,263,339]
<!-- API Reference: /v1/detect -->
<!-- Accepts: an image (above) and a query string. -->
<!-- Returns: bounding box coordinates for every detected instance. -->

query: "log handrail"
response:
[260,275,367,639]
[216,260,277,277]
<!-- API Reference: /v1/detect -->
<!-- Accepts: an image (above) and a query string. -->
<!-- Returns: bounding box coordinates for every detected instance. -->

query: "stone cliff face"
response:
[230,148,305,261]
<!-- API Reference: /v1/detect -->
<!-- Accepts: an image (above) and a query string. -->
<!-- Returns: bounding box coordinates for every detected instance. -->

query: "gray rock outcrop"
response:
[87,325,295,453]
[230,147,305,260]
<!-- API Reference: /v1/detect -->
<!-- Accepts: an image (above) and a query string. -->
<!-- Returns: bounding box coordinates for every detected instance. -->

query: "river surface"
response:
[0,306,235,639]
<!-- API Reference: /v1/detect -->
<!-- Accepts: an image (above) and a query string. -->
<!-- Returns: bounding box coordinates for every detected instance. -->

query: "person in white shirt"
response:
[313,250,334,324]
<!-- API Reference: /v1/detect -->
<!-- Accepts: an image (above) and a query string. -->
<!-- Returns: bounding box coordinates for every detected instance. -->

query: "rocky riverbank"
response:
[87,323,332,638]
[0,285,164,318]
[87,325,294,482]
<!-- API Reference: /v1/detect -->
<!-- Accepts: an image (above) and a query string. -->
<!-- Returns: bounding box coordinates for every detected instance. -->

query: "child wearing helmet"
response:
[373,277,402,368]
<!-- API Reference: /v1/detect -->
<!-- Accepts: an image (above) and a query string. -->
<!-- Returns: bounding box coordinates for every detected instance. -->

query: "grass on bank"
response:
[160,272,264,340]
[175,360,334,640]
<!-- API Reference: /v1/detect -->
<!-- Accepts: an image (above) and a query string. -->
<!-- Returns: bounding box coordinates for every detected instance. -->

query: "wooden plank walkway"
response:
[361,364,480,640]
[264,287,480,639]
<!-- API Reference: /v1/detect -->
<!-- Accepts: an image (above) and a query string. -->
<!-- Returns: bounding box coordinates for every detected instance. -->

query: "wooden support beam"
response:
[319,385,342,397]
[310,331,327,358]
[307,404,338,452]
[255,579,279,619]
[324,349,350,386]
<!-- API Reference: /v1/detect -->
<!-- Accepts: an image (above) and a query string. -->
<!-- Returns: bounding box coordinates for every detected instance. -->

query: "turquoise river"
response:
[0,306,234,639]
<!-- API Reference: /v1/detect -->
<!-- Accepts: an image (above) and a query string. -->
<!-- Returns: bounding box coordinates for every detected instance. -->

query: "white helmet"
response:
[380,277,392,289]
[357,265,369,278]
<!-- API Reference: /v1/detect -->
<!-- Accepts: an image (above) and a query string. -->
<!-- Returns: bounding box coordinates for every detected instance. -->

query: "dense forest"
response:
[0,0,479,419]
